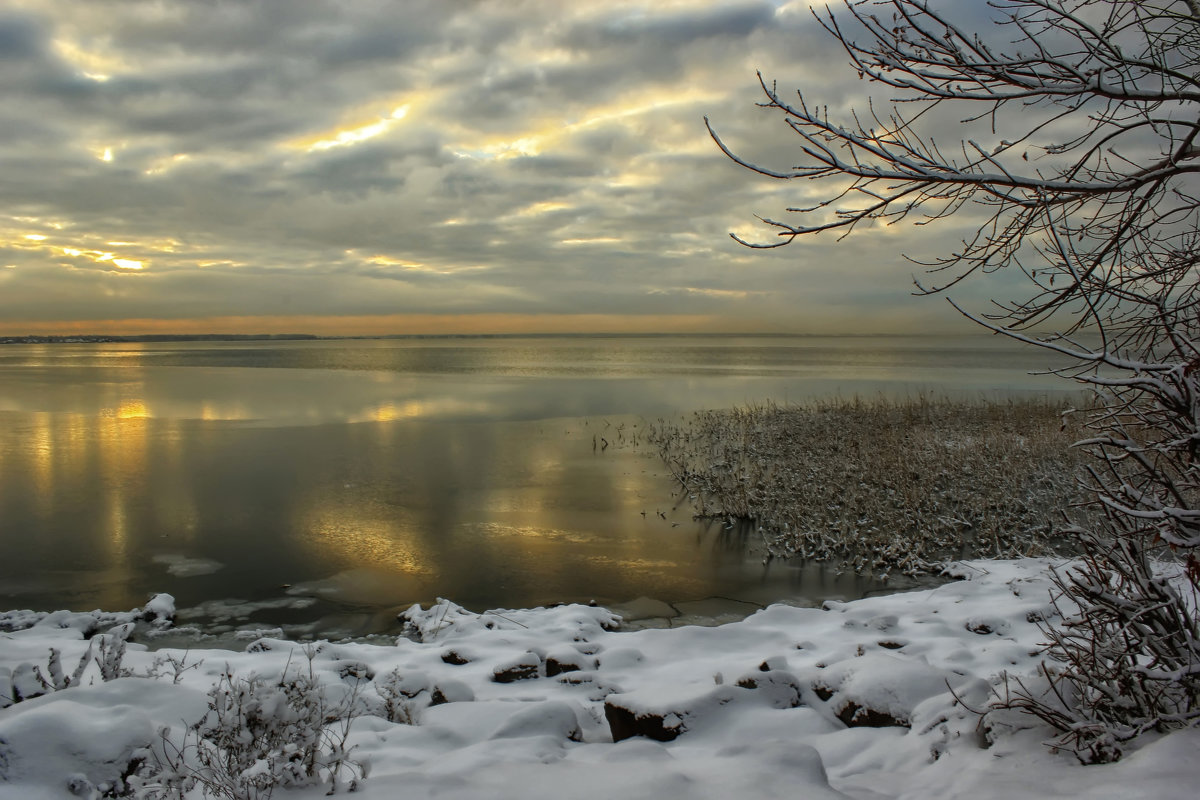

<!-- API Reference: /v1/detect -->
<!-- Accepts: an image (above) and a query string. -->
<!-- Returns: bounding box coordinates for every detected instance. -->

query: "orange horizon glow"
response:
[0,313,803,338]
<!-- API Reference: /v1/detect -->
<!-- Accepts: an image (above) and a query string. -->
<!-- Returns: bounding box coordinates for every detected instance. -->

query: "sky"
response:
[0,0,1007,336]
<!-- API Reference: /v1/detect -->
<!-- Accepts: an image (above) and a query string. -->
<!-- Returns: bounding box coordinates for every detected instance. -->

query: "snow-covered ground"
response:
[1,559,1196,799]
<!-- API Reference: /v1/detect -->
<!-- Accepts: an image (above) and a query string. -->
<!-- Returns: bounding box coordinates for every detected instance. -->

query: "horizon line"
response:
[0,330,999,343]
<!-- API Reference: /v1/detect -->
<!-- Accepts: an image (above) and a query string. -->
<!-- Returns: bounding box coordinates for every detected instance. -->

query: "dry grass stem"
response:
[646,397,1093,578]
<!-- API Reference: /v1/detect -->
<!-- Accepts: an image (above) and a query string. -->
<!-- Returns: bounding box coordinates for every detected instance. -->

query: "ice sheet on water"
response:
[150,553,224,577]
[174,595,317,623]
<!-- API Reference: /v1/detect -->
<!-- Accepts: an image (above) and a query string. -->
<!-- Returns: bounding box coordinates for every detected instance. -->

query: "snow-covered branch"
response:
[715,0,1200,761]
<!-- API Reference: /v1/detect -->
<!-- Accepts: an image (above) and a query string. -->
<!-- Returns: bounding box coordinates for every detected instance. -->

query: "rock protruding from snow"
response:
[604,683,749,742]
[140,593,176,625]
[735,669,805,709]
[440,648,473,665]
[492,651,543,683]
[808,653,969,728]
[430,679,474,706]
[545,645,597,676]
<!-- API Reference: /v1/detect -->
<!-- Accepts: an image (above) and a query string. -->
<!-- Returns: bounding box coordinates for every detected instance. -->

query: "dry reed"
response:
[646,397,1093,578]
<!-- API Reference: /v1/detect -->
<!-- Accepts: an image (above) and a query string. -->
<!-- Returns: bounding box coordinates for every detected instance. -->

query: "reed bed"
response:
[646,397,1093,578]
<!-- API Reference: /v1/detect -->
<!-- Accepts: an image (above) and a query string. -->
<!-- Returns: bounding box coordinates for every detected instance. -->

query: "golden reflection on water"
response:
[364,401,417,423]
[13,402,163,607]
[108,494,128,559]
[468,522,596,546]
[280,415,681,606]
[19,376,185,565]
[29,412,55,521]
[199,401,253,421]
[584,554,679,574]
[97,412,148,566]
[301,505,434,577]
[115,399,148,419]
[349,397,497,424]
[157,421,198,543]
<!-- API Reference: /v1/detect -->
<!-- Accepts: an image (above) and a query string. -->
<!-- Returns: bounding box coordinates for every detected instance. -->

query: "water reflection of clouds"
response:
[10,408,149,608]
[0,336,1074,429]
[303,513,434,577]
[466,522,598,546]
[584,555,680,573]
[0,367,523,425]
[114,400,149,419]
[0,338,1065,619]
[27,413,55,517]
[350,397,497,424]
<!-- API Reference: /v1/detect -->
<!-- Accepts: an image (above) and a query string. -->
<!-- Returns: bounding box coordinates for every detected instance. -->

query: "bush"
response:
[139,654,367,799]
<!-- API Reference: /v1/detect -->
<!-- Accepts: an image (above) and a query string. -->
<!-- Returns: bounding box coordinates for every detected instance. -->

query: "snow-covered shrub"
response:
[374,668,421,725]
[995,527,1200,764]
[140,658,367,799]
[92,626,133,683]
[32,647,92,695]
[139,651,203,685]
[1,624,134,706]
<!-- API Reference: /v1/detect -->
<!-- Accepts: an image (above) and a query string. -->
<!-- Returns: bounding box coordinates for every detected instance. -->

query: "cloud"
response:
[0,0,1009,334]
[0,11,48,62]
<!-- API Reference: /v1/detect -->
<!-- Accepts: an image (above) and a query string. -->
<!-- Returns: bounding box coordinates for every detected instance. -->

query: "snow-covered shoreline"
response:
[1,559,1196,799]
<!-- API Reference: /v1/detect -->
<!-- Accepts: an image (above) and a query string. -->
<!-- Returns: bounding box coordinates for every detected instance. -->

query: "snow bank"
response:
[0,561,1196,799]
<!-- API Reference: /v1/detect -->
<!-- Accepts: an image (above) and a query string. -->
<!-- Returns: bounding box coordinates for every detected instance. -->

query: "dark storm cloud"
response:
[0,0,1006,333]
[568,1,776,47]
[0,10,45,60]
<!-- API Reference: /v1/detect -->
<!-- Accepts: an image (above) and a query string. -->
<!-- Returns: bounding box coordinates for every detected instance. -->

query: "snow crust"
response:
[1,560,1197,799]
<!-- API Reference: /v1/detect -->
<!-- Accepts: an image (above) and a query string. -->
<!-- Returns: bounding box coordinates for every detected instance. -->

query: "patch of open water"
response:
[0,335,1072,637]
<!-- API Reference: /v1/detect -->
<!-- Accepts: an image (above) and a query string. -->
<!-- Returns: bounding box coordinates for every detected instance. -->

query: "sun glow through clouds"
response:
[452,86,718,163]
[53,38,123,82]
[559,237,622,246]
[144,154,191,176]
[299,105,411,152]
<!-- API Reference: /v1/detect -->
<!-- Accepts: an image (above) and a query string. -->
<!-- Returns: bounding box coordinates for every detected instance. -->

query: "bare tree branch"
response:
[714,0,1200,762]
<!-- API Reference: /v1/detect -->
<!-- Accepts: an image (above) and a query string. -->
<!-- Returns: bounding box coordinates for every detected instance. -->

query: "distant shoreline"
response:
[0,331,1006,345]
[0,333,321,345]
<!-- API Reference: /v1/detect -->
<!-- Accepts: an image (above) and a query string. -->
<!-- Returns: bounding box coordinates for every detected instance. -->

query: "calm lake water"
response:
[0,335,1071,637]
